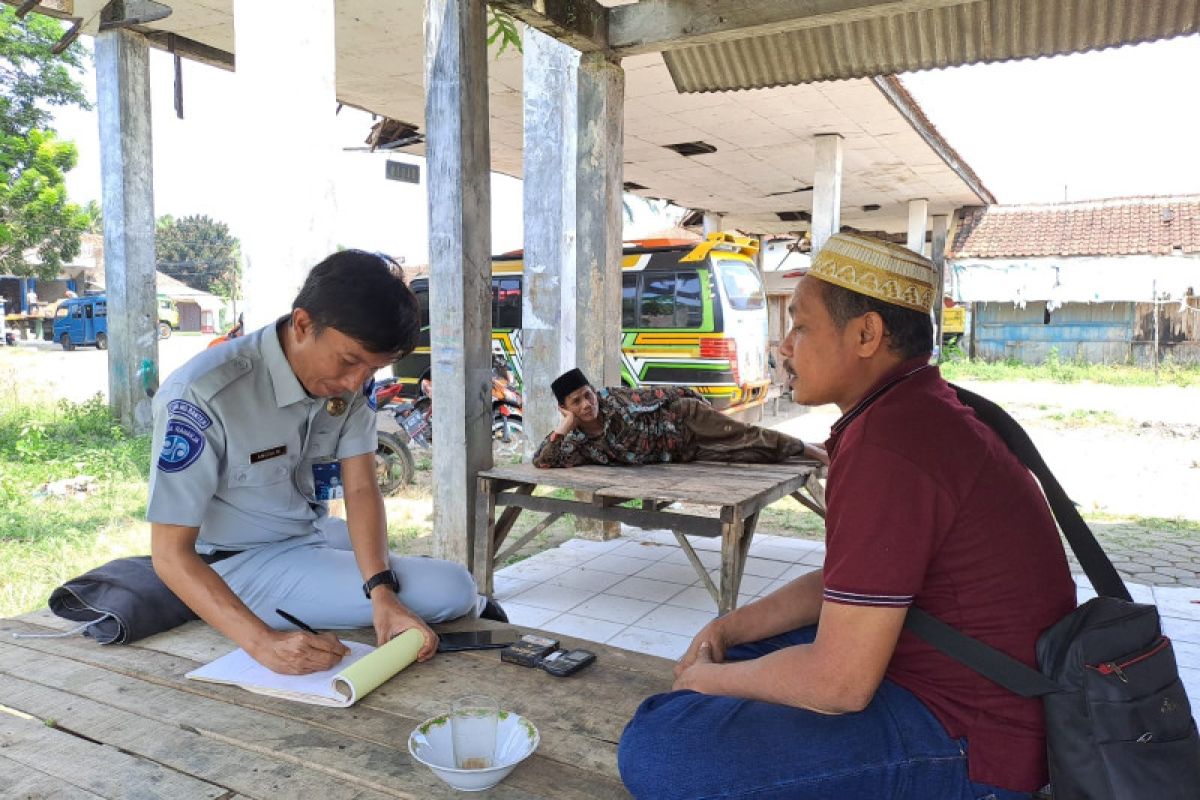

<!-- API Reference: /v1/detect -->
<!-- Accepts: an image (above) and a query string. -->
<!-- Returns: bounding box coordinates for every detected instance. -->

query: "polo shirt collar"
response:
[830,355,936,437]
[261,316,311,408]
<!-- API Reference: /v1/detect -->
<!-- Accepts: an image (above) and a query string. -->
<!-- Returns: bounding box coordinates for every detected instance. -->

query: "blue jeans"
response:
[618,626,1031,800]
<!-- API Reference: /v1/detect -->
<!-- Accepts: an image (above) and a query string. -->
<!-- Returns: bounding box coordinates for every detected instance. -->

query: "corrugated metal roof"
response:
[663,0,1200,93]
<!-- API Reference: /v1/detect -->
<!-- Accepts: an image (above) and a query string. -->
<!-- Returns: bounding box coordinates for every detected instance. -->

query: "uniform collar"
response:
[260,316,312,408]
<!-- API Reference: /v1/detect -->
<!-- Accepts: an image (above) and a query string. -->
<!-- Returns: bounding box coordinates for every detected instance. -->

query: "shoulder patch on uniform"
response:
[166,399,212,431]
[158,420,206,473]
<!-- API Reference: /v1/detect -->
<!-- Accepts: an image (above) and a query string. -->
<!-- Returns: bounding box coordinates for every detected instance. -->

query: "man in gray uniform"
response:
[149,251,479,675]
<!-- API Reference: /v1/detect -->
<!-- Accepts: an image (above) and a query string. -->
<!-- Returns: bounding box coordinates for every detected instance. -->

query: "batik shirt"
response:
[532,385,704,468]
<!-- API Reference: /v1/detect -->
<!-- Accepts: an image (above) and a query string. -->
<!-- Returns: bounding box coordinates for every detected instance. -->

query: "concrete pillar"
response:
[930,213,949,352]
[96,28,156,433]
[522,28,579,450]
[702,212,723,236]
[573,51,625,542]
[234,0,338,329]
[907,198,929,256]
[810,134,843,254]
[575,52,624,390]
[425,0,493,567]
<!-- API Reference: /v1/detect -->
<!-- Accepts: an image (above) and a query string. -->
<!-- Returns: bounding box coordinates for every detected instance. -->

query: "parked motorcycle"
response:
[372,356,523,495]
[490,355,524,461]
[373,377,428,496]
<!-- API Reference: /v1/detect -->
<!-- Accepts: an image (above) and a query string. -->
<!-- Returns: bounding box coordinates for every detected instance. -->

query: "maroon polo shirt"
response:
[821,357,1076,792]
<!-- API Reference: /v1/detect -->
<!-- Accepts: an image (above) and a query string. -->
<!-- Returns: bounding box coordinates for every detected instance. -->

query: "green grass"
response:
[759,496,826,539]
[940,351,1200,387]
[0,394,152,617]
[1084,514,1200,538]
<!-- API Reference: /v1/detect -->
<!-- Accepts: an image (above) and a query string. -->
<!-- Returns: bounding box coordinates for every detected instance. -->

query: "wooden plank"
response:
[0,706,229,800]
[495,512,566,564]
[0,755,107,799]
[2,617,664,795]
[482,460,815,488]
[0,654,460,800]
[673,531,720,605]
[481,462,821,510]
[0,637,609,800]
[608,0,973,56]
[490,0,609,53]
[494,493,723,538]
[473,476,498,594]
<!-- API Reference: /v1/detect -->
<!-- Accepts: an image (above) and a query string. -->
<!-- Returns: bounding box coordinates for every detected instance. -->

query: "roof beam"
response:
[609,0,975,57]
[871,75,995,205]
[488,0,608,53]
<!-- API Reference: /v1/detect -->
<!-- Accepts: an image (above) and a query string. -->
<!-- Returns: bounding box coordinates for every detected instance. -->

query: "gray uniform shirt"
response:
[146,319,377,553]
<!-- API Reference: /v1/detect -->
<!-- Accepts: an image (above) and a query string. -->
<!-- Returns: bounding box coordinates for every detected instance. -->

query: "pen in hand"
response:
[276,608,320,635]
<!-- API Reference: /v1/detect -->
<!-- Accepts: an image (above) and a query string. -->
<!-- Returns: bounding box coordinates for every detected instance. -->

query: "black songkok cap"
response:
[551,368,590,405]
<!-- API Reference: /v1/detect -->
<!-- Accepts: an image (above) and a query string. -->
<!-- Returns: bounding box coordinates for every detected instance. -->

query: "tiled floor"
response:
[495,527,1200,704]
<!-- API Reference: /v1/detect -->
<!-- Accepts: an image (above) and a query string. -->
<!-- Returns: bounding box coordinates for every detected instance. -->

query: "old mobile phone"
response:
[501,634,560,667]
[436,628,519,652]
[540,648,596,677]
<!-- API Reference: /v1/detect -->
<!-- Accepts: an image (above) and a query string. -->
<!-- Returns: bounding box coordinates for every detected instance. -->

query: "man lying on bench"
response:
[532,368,826,468]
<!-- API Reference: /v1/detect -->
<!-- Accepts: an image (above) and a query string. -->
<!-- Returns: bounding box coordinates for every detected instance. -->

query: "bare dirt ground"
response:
[0,333,217,405]
[770,380,1200,522]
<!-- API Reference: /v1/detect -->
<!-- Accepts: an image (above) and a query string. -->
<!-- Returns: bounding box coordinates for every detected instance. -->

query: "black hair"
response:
[292,250,419,356]
[815,279,933,360]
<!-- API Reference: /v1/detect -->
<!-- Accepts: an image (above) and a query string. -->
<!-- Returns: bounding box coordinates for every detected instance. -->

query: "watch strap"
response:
[362,568,400,599]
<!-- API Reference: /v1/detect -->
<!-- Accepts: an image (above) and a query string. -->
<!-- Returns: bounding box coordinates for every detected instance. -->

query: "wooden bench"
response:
[0,610,673,799]
[475,460,826,615]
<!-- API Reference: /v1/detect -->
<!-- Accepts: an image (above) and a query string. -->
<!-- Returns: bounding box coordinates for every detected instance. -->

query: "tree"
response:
[155,214,242,300]
[0,129,88,277]
[81,199,102,233]
[0,8,90,278]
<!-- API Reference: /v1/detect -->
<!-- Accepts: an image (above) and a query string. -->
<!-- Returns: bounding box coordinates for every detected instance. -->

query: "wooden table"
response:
[0,611,673,799]
[475,460,826,615]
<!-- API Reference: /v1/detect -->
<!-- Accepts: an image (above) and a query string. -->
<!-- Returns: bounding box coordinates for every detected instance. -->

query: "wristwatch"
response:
[362,568,401,599]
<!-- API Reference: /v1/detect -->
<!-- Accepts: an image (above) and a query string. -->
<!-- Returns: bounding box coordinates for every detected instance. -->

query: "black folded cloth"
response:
[48,556,198,645]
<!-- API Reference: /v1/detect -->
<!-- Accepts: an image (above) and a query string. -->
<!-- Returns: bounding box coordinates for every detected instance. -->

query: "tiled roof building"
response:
[950,196,1200,259]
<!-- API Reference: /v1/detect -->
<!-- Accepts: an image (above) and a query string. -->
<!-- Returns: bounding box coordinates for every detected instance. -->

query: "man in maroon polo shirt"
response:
[618,232,1076,800]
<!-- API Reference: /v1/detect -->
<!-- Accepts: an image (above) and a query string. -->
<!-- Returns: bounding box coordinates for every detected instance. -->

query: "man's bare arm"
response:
[150,523,348,674]
[676,568,824,674]
[675,598,906,714]
[341,452,438,660]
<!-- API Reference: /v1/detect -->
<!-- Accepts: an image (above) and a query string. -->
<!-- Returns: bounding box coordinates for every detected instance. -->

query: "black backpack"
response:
[905,385,1200,800]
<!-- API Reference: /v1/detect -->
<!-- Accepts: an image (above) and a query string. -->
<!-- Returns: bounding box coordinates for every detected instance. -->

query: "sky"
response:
[48,31,1200,257]
[901,34,1200,203]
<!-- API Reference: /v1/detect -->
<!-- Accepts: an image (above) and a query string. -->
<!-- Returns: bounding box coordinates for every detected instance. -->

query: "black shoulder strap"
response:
[903,383,1131,698]
[949,383,1129,602]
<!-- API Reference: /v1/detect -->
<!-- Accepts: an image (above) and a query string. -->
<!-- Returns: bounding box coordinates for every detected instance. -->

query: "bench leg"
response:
[472,478,497,595]
[473,483,534,596]
[674,531,721,607]
[718,511,759,615]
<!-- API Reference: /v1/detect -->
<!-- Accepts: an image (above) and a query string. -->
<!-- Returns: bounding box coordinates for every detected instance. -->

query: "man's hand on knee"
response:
[676,620,730,679]
[252,630,350,675]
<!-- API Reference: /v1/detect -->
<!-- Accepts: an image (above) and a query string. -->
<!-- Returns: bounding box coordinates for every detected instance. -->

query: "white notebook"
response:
[185,629,423,707]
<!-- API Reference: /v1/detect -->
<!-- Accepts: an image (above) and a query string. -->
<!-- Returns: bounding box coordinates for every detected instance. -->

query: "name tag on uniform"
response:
[313,461,343,501]
[250,445,287,464]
